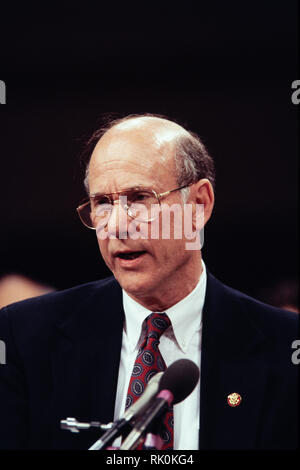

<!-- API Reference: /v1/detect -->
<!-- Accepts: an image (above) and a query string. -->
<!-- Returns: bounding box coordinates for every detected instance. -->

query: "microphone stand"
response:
[142,433,164,450]
[121,415,165,450]
[142,418,164,450]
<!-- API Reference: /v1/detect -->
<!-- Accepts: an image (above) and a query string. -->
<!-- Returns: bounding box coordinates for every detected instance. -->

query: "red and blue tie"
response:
[125,312,173,449]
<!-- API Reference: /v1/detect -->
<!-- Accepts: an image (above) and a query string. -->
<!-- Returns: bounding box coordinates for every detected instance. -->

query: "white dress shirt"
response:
[113,261,207,450]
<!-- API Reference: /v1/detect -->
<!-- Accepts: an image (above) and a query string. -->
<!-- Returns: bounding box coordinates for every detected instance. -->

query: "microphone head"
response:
[159,359,199,404]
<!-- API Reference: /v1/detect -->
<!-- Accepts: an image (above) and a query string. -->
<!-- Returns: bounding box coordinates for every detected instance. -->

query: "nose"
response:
[106,200,130,239]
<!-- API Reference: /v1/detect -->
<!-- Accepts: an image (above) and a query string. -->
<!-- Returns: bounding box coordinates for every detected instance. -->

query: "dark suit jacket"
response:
[0,273,298,450]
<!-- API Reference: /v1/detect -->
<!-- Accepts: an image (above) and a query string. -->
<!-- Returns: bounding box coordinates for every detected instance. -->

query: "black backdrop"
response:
[0,1,298,299]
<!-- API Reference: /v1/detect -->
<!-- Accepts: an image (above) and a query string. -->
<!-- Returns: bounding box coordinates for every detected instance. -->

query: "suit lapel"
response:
[50,278,124,449]
[200,273,269,449]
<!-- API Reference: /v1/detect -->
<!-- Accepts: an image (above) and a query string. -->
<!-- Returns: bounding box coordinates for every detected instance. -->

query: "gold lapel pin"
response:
[227,392,242,407]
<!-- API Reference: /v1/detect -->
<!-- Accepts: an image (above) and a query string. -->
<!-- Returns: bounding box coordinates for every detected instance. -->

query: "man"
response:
[0,114,298,450]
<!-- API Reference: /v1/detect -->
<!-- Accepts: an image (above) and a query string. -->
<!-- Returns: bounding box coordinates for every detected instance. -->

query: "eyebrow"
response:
[89,184,148,198]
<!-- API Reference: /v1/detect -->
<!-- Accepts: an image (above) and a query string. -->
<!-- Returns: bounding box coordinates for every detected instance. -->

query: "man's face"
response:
[88,123,200,306]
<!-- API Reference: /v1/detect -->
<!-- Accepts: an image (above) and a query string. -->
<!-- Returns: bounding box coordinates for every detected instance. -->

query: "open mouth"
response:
[116,251,146,260]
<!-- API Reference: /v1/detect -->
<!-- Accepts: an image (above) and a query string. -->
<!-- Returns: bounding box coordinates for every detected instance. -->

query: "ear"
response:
[190,179,214,230]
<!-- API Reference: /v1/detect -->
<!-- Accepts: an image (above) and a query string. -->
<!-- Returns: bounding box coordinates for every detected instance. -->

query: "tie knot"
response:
[144,312,171,341]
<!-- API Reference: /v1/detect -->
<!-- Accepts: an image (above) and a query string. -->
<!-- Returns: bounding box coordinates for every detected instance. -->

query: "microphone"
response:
[123,372,163,421]
[120,359,199,450]
[88,372,163,450]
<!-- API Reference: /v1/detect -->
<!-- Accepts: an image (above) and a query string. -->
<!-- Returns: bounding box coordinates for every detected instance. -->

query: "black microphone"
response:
[120,359,199,450]
[88,372,163,450]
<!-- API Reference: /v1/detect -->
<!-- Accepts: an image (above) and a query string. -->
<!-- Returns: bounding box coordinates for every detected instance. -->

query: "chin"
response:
[114,271,156,297]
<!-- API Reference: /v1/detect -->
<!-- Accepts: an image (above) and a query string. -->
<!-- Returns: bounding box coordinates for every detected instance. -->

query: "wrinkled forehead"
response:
[88,123,180,191]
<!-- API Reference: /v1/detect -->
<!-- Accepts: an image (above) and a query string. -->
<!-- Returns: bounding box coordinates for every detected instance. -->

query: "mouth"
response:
[113,250,148,268]
[115,250,147,260]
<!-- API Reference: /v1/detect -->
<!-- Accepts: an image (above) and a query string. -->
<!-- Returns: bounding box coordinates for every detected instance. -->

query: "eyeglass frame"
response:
[76,182,195,229]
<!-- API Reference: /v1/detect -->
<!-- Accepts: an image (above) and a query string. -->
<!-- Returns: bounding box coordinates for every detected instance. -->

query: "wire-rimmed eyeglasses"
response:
[76,183,193,229]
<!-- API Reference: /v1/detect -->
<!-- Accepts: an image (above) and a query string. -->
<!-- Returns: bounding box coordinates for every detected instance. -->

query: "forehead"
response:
[88,126,178,193]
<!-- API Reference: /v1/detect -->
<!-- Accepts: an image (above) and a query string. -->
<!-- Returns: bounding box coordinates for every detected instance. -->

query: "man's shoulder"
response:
[0,276,121,332]
[206,272,298,343]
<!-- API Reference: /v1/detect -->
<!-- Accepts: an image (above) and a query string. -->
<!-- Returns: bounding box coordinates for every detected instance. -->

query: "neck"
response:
[127,261,203,312]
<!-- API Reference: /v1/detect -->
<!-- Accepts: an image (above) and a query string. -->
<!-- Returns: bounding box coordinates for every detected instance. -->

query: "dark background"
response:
[0,1,298,300]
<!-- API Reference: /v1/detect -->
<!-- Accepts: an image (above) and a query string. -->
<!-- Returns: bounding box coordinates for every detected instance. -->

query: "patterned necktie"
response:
[125,312,174,450]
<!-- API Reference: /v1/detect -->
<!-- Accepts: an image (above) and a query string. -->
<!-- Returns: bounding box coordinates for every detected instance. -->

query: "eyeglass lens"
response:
[80,189,161,228]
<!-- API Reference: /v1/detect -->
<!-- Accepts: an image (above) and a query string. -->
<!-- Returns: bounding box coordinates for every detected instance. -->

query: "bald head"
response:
[106,115,189,145]
[83,113,215,194]
[88,116,188,187]
[88,117,182,198]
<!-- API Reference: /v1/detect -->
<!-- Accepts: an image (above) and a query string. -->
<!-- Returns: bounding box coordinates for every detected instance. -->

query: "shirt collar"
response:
[122,261,207,353]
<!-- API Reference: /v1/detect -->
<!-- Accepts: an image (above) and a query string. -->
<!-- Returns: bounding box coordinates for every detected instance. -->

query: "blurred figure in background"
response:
[0,273,54,309]
[257,279,299,314]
